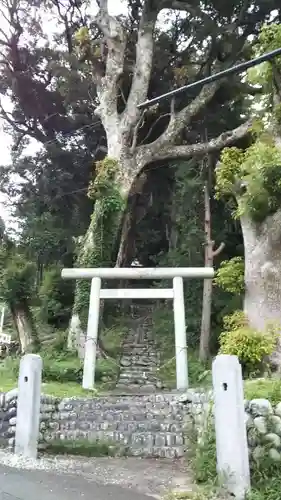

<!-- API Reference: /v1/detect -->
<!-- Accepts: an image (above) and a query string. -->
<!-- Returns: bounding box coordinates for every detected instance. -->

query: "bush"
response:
[39,267,74,328]
[1,353,118,385]
[215,257,245,295]
[219,311,278,376]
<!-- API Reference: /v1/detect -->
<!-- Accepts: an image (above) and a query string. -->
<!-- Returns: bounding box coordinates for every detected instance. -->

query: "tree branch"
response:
[160,0,218,32]
[154,80,223,147]
[212,242,225,257]
[93,1,126,133]
[139,119,252,164]
[121,1,159,142]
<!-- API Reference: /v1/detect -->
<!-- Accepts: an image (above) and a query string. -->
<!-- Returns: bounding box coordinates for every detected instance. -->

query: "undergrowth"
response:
[191,420,281,500]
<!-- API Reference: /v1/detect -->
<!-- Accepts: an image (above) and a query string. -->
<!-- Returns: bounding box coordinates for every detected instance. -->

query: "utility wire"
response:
[138,47,281,110]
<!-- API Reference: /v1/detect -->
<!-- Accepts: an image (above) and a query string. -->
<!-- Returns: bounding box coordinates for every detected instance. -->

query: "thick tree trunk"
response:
[10,302,39,353]
[68,192,126,351]
[241,210,281,368]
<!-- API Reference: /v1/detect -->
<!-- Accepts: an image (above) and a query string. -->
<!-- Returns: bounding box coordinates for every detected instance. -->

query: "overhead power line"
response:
[138,47,281,110]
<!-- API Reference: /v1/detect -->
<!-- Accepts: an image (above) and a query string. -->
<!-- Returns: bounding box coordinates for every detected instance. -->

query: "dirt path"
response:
[0,450,195,498]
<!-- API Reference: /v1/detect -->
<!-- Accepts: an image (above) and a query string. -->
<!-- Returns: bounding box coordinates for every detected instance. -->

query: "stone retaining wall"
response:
[0,389,211,457]
[1,388,280,461]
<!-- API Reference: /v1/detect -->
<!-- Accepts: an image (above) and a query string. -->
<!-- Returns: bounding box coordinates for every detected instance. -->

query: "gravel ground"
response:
[0,449,194,498]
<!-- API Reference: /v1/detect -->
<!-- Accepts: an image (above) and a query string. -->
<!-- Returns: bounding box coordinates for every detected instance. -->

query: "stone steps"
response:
[45,393,189,458]
[116,303,163,391]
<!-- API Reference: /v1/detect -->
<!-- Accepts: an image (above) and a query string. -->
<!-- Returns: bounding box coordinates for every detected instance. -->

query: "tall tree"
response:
[216,23,281,367]
[0,219,39,351]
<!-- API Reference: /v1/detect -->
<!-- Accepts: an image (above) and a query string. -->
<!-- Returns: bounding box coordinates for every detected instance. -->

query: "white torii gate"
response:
[61,267,214,391]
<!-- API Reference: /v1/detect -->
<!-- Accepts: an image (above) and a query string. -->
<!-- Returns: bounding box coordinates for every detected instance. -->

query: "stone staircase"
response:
[116,304,163,392]
[52,393,189,458]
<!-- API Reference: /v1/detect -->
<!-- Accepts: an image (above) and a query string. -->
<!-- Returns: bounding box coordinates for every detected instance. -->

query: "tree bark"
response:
[199,181,224,361]
[10,301,39,353]
[241,210,281,368]
[68,181,127,351]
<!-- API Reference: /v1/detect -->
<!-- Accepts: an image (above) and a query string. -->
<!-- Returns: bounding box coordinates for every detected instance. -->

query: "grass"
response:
[44,438,127,457]
[0,356,112,398]
[244,377,281,405]
[187,376,281,500]
[0,372,97,398]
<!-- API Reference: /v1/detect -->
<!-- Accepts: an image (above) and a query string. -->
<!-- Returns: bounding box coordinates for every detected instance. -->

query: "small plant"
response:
[219,311,278,376]
[215,257,245,295]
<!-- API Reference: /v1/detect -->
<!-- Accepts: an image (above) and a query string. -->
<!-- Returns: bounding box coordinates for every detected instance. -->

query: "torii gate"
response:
[61,267,214,391]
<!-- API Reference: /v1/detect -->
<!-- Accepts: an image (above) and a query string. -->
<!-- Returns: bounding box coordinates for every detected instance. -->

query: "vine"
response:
[73,157,125,327]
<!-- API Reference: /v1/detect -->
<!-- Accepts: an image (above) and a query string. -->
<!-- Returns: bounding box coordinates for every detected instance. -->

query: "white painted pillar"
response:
[173,276,188,390]
[82,277,101,390]
[212,355,250,499]
[0,306,5,333]
[15,354,42,459]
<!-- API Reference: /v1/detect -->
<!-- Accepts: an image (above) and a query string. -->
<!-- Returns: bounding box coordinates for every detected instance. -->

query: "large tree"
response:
[216,22,281,367]
[67,0,279,347]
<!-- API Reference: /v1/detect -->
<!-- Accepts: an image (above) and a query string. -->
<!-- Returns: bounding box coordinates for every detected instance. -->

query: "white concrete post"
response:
[0,305,5,333]
[82,277,101,390]
[173,276,188,390]
[15,354,42,459]
[212,355,250,499]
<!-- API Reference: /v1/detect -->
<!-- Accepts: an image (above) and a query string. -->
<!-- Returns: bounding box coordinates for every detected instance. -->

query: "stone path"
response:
[0,450,194,499]
[116,304,163,391]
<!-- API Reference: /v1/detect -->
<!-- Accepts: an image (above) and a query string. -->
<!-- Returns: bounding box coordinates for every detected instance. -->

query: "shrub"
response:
[214,257,245,295]
[1,353,118,385]
[219,311,278,376]
[39,267,74,328]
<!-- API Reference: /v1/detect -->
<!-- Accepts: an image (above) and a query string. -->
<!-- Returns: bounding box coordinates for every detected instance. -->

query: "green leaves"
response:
[219,311,278,376]
[0,248,36,304]
[216,139,281,222]
[215,256,245,295]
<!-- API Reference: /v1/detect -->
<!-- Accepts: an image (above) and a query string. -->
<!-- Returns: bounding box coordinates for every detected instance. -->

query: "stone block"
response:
[249,399,273,417]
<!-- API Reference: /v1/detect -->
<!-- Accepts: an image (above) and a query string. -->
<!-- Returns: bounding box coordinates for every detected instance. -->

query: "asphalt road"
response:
[0,465,155,500]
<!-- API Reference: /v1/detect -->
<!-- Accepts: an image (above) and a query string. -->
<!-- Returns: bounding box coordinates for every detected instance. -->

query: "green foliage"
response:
[42,356,118,384]
[74,27,90,45]
[219,311,278,375]
[244,378,281,406]
[74,157,125,327]
[193,424,217,485]
[100,323,128,358]
[190,410,281,500]
[248,459,281,500]
[216,140,281,222]
[215,256,245,295]
[216,147,245,199]
[0,244,36,305]
[3,353,118,384]
[248,23,281,90]
[39,267,74,328]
